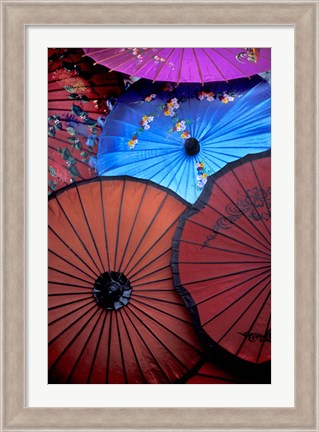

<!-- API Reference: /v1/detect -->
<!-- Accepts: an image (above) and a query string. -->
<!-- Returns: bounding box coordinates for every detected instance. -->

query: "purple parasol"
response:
[83,48,271,84]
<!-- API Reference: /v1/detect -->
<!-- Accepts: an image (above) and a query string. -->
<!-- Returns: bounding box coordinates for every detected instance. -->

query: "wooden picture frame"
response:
[1,1,317,431]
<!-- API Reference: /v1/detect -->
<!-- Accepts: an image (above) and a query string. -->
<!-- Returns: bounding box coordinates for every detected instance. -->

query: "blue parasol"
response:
[97,76,271,203]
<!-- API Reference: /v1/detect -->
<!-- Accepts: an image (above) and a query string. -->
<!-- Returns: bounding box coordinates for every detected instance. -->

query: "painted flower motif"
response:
[145,94,157,102]
[48,151,73,184]
[197,91,215,101]
[181,131,190,139]
[234,186,271,222]
[246,187,265,208]
[140,115,154,130]
[236,48,259,64]
[128,48,146,62]
[197,89,238,104]
[219,96,229,104]
[86,134,98,147]
[173,120,187,132]
[51,68,76,82]
[153,55,166,63]
[97,116,106,128]
[163,83,175,92]
[195,161,211,190]
[131,48,140,56]
[219,92,237,103]
[51,68,88,94]
[89,156,98,171]
[163,98,180,117]
[128,135,138,149]
[48,161,69,184]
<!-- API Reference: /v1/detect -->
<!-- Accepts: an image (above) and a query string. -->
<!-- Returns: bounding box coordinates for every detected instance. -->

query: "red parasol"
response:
[48,48,124,194]
[172,150,271,368]
[48,177,204,384]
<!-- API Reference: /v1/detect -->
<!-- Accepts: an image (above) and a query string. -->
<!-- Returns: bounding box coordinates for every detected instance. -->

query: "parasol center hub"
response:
[93,271,132,311]
[184,137,200,156]
[104,282,123,301]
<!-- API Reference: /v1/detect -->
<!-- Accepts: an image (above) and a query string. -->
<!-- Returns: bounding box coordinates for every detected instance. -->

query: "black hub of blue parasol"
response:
[184,137,200,156]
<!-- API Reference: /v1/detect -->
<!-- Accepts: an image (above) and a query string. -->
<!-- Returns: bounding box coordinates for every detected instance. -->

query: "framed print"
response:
[1,1,318,431]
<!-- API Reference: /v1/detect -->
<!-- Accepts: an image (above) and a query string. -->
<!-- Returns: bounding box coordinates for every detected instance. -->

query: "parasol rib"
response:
[192,48,204,85]
[66,309,104,383]
[49,296,93,311]
[87,311,108,384]
[251,160,271,226]
[105,313,113,384]
[175,238,270,261]
[117,183,148,273]
[114,180,126,271]
[130,264,171,285]
[130,296,191,325]
[233,289,271,356]
[75,184,106,273]
[49,249,96,281]
[186,218,269,258]
[133,276,173,288]
[179,264,270,288]
[212,48,251,79]
[203,275,270,328]
[118,309,147,384]
[121,193,169,275]
[115,312,128,384]
[99,178,111,270]
[54,196,102,274]
[128,302,202,357]
[127,303,196,370]
[49,281,92,290]
[49,308,100,374]
[49,303,97,346]
[196,267,270,306]
[49,299,95,326]
[152,48,175,82]
[201,48,228,82]
[229,167,271,239]
[200,198,270,253]
[255,314,271,364]
[121,307,171,383]
[128,247,171,281]
[125,212,184,279]
[132,292,188,307]
[49,266,94,285]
